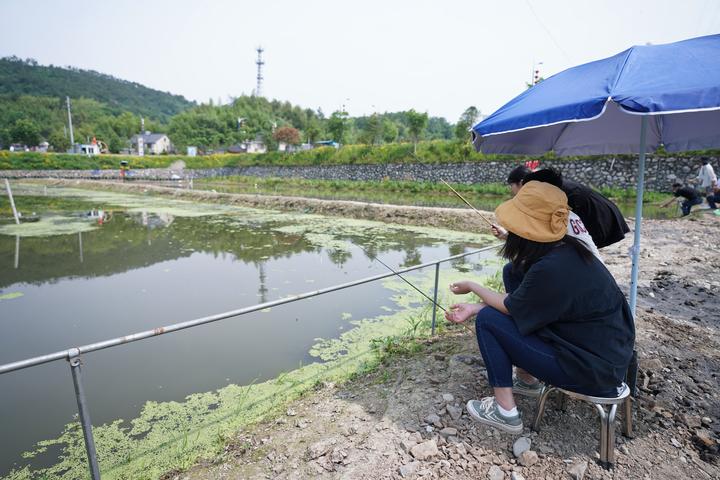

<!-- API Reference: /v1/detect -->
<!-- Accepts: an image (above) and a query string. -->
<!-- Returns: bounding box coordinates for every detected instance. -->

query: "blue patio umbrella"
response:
[471,33,720,316]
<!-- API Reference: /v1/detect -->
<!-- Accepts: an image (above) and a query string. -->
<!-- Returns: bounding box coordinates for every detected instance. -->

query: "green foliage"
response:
[305,117,323,143]
[406,109,429,153]
[4,142,719,172]
[0,56,460,156]
[168,96,324,150]
[0,56,193,121]
[47,131,70,152]
[382,119,399,143]
[358,113,382,145]
[455,106,479,141]
[10,118,41,145]
[0,94,161,152]
[327,110,348,143]
[596,186,669,202]
[482,271,504,292]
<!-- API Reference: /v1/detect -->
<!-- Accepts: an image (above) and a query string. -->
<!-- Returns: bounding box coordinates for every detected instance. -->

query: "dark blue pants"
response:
[474,307,616,397]
[707,193,720,210]
[681,197,702,216]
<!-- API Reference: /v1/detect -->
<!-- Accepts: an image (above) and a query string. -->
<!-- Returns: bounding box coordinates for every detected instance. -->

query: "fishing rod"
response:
[440,179,495,228]
[354,244,446,312]
[354,244,475,335]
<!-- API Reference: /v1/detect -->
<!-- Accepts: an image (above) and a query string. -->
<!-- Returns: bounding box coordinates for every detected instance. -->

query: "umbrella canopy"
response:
[472,34,720,155]
[470,34,720,316]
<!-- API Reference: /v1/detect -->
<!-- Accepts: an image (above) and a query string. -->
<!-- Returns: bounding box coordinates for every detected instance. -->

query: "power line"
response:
[524,0,572,63]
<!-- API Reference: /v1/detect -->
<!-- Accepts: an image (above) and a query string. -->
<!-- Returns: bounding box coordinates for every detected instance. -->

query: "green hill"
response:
[0,56,194,121]
[0,56,458,154]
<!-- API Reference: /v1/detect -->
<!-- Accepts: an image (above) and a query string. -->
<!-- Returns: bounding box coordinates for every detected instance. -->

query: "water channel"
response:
[0,184,499,478]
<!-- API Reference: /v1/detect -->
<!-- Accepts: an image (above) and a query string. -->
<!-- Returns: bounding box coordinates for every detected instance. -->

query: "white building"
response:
[130,132,173,155]
[245,140,266,154]
[71,143,101,155]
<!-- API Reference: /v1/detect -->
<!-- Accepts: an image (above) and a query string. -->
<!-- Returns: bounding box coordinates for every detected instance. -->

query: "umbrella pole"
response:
[629,116,648,318]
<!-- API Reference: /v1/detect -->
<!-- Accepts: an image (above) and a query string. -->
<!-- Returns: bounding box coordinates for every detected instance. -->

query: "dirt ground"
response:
[30,180,720,479]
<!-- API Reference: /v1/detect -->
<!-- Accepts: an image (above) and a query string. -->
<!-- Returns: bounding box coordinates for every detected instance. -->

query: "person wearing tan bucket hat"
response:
[494,181,570,243]
[444,181,635,434]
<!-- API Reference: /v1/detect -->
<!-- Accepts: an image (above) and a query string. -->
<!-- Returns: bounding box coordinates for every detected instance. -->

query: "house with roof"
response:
[129,132,173,155]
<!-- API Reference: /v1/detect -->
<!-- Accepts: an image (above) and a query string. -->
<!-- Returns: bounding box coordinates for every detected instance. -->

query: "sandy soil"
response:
[29,180,720,479]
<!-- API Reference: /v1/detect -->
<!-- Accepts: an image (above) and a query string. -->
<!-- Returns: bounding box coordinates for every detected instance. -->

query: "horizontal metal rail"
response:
[0,244,500,375]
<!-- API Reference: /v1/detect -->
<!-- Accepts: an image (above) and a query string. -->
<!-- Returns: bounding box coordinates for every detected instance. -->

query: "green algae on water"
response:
[0,215,99,237]
[7,263,501,480]
[0,292,24,301]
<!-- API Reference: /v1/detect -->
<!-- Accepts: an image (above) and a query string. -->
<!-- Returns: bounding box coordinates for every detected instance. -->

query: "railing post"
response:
[431,262,440,335]
[67,348,101,480]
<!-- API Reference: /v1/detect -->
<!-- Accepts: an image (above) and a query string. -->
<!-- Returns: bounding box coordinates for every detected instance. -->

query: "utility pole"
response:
[255,46,265,97]
[66,96,75,146]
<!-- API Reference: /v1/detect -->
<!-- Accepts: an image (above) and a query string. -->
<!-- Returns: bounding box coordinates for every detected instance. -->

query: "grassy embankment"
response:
[196,176,668,202]
[2,141,717,170]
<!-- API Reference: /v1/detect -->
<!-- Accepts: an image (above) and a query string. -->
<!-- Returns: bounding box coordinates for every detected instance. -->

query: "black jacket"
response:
[562,180,630,249]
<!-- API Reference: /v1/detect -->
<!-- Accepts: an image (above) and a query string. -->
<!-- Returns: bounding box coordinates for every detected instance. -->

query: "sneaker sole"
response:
[466,400,524,434]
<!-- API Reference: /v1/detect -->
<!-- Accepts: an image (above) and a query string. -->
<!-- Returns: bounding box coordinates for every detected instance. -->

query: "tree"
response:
[305,119,322,144]
[382,119,399,144]
[48,131,71,152]
[11,118,41,146]
[273,126,301,149]
[0,128,9,148]
[327,110,348,144]
[360,113,383,145]
[454,106,479,141]
[405,109,428,154]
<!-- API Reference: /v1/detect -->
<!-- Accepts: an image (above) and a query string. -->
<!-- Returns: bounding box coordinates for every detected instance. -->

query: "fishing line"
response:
[354,244,476,336]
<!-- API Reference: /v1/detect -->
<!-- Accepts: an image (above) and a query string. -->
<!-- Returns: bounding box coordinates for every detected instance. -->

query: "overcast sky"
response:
[1,0,718,121]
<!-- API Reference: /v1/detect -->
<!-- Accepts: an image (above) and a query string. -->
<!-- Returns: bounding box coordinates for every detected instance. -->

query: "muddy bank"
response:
[33,179,494,233]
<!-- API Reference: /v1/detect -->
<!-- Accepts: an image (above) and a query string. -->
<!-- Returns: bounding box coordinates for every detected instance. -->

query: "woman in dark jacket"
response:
[445,181,635,434]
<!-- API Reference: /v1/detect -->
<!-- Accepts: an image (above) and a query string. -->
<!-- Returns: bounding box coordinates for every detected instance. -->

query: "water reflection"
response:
[0,193,494,476]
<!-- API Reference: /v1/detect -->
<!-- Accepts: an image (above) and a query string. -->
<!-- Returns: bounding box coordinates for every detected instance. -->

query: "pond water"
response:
[181,180,678,220]
[0,185,498,478]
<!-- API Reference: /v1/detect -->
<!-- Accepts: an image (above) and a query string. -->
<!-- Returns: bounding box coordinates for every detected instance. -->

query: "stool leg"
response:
[532,387,556,432]
[557,391,567,412]
[622,396,633,438]
[594,404,608,467]
[606,404,618,467]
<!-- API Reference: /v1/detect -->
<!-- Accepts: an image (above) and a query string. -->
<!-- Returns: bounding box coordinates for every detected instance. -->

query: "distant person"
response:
[694,158,717,195]
[505,165,531,196]
[499,166,629,249]
[705,180,720,213]
[660,183,702,216]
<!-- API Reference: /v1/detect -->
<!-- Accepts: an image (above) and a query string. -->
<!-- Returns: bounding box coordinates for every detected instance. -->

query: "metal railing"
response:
[0,244,500,479]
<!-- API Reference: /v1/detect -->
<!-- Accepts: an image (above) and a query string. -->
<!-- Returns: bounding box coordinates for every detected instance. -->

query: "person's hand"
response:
[449,280,476,295]
[445,303,483,324]
[491,224,508,240]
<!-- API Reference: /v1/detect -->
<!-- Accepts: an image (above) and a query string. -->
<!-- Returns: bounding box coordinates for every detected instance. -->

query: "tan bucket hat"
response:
[494,180,569,243]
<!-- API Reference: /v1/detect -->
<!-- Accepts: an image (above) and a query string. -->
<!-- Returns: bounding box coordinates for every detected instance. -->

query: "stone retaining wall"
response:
[1,155,716,191]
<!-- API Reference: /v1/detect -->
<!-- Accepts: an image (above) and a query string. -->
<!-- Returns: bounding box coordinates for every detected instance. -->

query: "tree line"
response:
[0,57,483,154]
